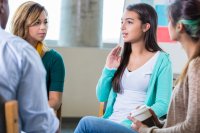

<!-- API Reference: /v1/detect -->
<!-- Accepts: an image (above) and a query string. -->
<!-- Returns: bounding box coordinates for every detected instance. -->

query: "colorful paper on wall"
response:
[157,27,173,42]
[156,5,168,26]
[125,0,174,43]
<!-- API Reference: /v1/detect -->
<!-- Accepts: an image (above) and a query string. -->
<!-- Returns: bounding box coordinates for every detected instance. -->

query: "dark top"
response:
[42,49,65,97]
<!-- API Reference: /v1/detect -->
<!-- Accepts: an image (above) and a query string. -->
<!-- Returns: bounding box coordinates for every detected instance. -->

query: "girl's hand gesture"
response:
[105,45,122,69]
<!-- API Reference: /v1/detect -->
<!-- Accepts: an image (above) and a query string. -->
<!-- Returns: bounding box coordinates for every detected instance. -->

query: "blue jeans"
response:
[74,116,138,133]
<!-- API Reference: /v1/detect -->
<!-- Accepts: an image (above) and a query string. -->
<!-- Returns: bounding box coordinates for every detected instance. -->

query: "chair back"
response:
[98,102,107,117]
[5,100,19,133]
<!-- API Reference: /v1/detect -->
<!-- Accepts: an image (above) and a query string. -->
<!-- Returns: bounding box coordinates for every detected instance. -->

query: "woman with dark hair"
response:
[130,0,200,132]
[74,3,172,133]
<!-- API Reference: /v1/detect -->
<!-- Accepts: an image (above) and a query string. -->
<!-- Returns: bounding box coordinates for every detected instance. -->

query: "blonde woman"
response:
[11,1,65,112]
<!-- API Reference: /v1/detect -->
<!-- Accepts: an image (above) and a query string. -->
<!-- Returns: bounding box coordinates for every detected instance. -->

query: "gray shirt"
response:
[0,28,58,133]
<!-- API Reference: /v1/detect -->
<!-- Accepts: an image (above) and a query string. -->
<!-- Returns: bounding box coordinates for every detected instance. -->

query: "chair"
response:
[98,102,105,117]
[5,100,19,133]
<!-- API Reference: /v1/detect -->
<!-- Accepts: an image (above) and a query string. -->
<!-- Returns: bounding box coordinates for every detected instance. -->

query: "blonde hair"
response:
[176,47,200,85]
[11,1,49,53]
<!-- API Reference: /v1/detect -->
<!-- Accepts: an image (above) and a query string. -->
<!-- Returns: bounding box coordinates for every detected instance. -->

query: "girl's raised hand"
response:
[105,45,122,69]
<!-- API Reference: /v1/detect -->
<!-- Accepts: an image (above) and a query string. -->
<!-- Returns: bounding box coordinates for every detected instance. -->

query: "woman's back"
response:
[165,57,200,132]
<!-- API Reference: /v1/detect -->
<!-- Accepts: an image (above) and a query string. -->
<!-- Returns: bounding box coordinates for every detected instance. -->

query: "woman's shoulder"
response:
[187,57,200,91]
[157,51,171,64]
[159,51,170,58]
[44,49,63,60]
[45,49,61,56]
[42,49,64,68]
[189,56,200,73]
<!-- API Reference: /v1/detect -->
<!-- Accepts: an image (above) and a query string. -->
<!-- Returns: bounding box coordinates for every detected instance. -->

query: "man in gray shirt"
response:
[0,0,59,132]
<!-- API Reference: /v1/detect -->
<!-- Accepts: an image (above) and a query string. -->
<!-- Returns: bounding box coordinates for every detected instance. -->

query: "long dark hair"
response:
[168,0,200,84]
[112,3,162,93]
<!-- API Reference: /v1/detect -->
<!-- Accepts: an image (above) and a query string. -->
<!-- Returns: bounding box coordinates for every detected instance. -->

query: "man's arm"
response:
[17,44,59,133]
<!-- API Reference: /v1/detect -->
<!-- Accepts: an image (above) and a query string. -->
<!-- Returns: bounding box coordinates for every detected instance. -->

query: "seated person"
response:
[11,1,65,112]
[75,3,173,133]
[75,0,200,133]
[0,0,58,132]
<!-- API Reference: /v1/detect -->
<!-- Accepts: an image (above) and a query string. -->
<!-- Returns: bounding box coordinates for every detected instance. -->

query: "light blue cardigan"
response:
[96,52,173,121]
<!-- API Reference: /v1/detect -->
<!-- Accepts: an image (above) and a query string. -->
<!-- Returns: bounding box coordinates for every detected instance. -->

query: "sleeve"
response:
[96,67,116,102]
[49,51,65,92]
[141,59,200,133]
[151,59,173,117]
[17,45,59,133]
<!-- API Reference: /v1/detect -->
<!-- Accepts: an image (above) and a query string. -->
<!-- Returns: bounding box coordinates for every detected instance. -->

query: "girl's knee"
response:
[80,116,98,124]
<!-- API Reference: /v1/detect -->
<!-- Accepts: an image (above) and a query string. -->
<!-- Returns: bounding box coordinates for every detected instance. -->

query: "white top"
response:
[109,51,160,123]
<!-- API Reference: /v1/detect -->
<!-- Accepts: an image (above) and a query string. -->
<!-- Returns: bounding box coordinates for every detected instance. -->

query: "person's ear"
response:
[176,23,184,33]
[142,23,151,32]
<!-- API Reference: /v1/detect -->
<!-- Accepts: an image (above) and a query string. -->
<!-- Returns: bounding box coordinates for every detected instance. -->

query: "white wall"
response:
[54,44,187,117]
[160,43,187,74]
[54,47,109,117]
